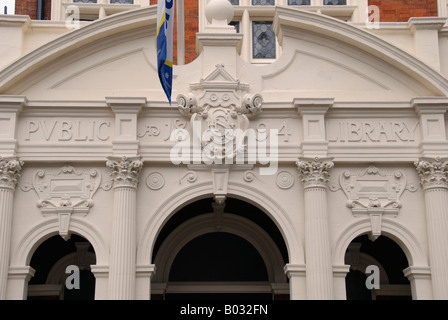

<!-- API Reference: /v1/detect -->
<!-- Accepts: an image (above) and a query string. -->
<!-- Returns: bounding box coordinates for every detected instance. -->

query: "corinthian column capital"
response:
[414,156,448,190]
[0,156,24,191]
[106,156,143,188]
[296,156,334,189]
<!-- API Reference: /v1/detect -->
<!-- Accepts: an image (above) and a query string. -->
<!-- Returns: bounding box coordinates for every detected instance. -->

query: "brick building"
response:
[1,0,448,301]
[11,0,443,63]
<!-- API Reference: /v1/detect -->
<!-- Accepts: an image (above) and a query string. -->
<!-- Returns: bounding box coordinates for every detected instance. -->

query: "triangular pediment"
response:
[190,64,249,91]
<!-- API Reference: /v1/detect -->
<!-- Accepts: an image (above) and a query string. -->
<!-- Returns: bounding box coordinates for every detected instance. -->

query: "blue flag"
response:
[157,0,174,104]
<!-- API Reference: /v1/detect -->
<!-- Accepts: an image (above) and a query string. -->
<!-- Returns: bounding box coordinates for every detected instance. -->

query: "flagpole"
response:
[177,0,185,65]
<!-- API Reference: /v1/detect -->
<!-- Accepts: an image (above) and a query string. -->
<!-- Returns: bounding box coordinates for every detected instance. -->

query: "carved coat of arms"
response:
[176,64,263,163]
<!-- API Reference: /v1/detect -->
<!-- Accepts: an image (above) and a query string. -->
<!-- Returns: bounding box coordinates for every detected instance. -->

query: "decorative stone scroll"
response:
[414,156,448,190]
[329,165,417,241]
[0,156,24,191]
[21,165,109,240]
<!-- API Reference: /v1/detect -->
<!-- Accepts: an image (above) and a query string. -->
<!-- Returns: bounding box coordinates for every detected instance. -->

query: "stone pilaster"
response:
[415,156,448,299]
[296,156,334,300]
[106,155,143,300]
[0,156,23,299]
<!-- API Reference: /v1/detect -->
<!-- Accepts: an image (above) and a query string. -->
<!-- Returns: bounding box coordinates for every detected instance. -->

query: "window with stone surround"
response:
[252,21,276,59]
[213,0,361,63]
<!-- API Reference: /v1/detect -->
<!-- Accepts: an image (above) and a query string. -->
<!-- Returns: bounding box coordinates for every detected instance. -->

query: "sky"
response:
[1,0,15,14]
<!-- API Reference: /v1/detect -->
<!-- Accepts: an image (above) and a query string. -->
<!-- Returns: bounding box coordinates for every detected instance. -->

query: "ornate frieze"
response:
[0,156,24,191]
[296,157,334,189]
[414,157,448,190]
[106,156,143,188]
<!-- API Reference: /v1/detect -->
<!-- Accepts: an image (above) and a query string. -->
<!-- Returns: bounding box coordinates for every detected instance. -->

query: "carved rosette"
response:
[296,157,334,189]
[414,157,448,190]
[106,156,143,188]
[0,156,24,191]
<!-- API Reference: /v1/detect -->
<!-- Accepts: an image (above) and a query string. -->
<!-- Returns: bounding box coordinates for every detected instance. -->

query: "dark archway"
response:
[27,234,96,300]
[152,197,290,300]
[345,234,412,300]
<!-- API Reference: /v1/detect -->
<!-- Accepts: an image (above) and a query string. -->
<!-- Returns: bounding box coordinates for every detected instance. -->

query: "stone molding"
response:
[0,156,24,191]
[296,156,334,189]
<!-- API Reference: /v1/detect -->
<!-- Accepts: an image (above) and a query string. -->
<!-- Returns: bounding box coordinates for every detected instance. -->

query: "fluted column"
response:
[106,156,143,300]
[415,157,448,299]
[296,156,334,300]
[0,156,23,299]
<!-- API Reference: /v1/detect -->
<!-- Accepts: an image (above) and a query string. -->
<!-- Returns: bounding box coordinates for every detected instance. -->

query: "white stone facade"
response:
[1,2,448,300]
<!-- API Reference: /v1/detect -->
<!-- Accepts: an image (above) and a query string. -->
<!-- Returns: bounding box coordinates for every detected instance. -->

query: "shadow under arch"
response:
[137,180,305,266]
[152,212,287,284]
[332,218,428,268]
[10,216,109,268]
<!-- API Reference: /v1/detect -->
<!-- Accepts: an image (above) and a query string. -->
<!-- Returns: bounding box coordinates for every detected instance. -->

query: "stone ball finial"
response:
[205,0,234,25]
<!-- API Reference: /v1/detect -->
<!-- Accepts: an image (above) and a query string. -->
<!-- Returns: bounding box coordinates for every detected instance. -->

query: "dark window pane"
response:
[229,21,240,33]
[229,0,239,5]
[252,0,275,6]
[110,0,134,3]
[324,0,347,5]
[252,21,276,59]
[73,0,97,3]
[288,0,310,5]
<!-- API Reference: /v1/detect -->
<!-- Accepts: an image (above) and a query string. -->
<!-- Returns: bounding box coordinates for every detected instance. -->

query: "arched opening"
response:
[344,234,412,300]
[27,234,96,300]
[151,197,290,300]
